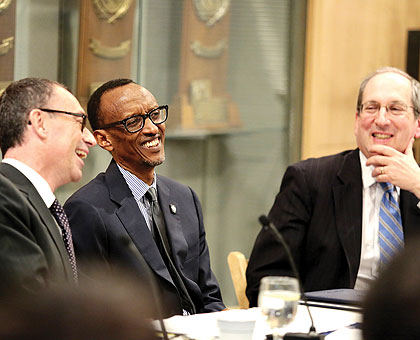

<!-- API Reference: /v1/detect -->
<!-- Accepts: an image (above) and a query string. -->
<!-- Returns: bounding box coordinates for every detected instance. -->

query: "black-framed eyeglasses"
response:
[360,101,416,118]
[96,105,168,133]
[39,108,87,131]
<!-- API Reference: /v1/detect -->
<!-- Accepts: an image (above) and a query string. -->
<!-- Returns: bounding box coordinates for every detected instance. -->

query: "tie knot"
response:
[380,182,393,193]
[50,198,64,214]
[145,187,158,203]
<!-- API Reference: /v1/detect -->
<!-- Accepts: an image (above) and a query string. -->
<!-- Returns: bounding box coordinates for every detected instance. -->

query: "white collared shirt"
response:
[354,151,400,290]
[2,158,61,234]
[2,158,56,208]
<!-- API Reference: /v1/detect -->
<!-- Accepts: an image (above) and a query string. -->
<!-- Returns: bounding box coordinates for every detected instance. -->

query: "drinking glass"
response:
[258,276,300,339]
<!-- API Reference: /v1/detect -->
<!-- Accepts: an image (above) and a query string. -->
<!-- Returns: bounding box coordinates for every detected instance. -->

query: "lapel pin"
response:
[170,204,177,214]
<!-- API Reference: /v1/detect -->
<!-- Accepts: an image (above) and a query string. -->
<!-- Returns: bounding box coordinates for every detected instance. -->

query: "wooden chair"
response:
[227,251,249,309]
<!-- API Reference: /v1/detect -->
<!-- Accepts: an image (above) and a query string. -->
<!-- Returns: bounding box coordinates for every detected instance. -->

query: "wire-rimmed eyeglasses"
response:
[360,101,416,118]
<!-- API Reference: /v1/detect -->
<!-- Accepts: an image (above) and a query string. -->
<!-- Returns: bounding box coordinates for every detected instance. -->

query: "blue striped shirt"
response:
[117,164,156,231]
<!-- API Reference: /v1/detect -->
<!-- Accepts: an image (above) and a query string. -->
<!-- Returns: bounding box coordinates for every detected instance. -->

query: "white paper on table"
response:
[152,305,362,340]
[153,309,264,339]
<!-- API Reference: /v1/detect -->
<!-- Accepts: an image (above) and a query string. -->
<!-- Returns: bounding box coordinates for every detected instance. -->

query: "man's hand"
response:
[366,139,420,198]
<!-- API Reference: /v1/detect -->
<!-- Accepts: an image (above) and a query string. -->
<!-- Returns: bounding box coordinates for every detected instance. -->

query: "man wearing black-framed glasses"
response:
[64,79,225,318]
[96,105,168,134]
[0,77,96,291]
[38,108,87,132]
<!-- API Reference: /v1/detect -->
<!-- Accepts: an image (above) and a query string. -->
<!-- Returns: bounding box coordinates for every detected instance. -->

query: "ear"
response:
[354,111,360,137]
[414,116,420,139]
[27,109,48,139]
[93,130,114,152]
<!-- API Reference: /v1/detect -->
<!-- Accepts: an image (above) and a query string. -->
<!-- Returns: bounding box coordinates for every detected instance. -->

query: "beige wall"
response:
[302,0,420,159]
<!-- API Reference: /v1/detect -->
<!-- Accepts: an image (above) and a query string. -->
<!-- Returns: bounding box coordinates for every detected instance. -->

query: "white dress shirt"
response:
[1,158,60,234]
[2,158,56,208]
[354,151,400,290]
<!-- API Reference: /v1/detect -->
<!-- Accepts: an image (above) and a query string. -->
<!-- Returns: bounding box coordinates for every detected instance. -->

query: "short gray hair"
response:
[356,67,420,117]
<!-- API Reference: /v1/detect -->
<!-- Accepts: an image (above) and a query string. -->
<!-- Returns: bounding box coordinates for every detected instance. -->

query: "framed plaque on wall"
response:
[0,0,15,94]
[76,0,137,108]
[169,0,241,131]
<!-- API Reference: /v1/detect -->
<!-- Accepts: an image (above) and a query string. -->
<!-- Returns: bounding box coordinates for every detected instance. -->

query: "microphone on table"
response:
[258,215,324,340]
[120,236,169,340]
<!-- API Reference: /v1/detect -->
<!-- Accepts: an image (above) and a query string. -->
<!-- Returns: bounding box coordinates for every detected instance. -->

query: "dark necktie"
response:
[49,199,78,284]
[378,182,404,267]
[145,187,196,314]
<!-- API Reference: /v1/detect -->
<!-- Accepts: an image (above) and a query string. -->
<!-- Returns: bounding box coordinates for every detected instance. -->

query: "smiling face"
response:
[46,85,96,188]
[354,72,420,158]
[95,83,165,182]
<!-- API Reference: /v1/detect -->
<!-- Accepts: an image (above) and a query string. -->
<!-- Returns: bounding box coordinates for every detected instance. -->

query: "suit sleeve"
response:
[64,196,110,272]
[0,178,48,290]
[190,188,226,312]
[246,164,312,307]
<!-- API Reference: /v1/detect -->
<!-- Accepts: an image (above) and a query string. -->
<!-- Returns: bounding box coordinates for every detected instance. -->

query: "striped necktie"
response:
[50,199,78,284]
[378,182,404,266]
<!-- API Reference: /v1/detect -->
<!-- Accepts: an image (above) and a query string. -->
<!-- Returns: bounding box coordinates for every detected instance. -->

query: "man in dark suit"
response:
[64,79,225,317]
[0,78,96,291]
[246,67,420,307]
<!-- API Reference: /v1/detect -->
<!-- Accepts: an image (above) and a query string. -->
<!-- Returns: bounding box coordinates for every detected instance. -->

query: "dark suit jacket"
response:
[246,149,420,307]
[0,163,74,291]
[64,160,225,317]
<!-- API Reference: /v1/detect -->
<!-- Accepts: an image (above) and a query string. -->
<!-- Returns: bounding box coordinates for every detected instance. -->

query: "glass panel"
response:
[15,0,61,80]
[4,0,306,307]
[135,0,305,306]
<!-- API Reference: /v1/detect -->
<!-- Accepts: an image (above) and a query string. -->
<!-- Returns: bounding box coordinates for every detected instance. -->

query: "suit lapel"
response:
[332,150,363,285]
[105,161,175,285]
[400,189,420,241]
[0,163,72,278]
[156,176,188,267]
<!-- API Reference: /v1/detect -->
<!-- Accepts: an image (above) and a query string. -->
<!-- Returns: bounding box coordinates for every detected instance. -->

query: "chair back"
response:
[227,251,249,309]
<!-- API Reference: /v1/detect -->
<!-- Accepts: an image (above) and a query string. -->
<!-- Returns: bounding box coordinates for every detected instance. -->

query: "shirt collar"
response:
[2,158,56,207]
[359,151,376,189]
[358,150,400,194]
[117,164,156,202]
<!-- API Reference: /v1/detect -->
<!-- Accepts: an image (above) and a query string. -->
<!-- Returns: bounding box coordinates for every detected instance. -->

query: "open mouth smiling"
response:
[143,138,160,148]
[76,149,88,159]
[372,133,392,140]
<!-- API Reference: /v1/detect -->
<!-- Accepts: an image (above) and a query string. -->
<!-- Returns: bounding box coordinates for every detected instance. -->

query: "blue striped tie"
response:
[379,182,404,266]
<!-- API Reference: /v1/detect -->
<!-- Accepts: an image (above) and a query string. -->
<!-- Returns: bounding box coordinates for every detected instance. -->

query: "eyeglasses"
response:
[39,108,87,131]
[96,105,168,133]
[360,101,415,118]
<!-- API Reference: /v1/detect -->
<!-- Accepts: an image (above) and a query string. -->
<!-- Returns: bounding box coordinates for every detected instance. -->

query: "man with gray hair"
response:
[246,67,420,306]
[0,78,96,290]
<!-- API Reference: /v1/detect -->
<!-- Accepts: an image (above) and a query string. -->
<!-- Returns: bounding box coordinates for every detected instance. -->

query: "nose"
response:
[142,116,159,135]
[375,106,391,126]
[83,128,97,147]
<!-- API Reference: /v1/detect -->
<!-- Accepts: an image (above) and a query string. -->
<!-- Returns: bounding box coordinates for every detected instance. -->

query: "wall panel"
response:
[302,0,420,159]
